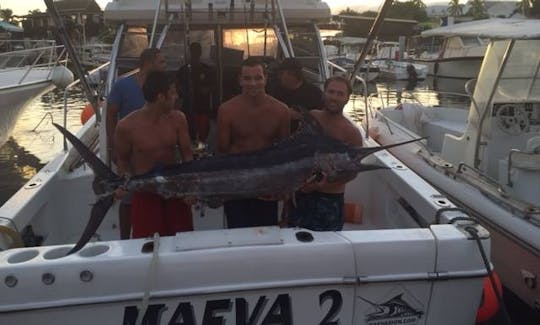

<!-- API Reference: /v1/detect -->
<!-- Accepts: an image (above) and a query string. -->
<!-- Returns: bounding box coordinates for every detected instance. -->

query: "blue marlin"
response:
[53,120,423,254]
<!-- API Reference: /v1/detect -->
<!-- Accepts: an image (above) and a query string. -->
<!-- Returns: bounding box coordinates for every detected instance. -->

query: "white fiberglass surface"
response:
[473,40,540,115]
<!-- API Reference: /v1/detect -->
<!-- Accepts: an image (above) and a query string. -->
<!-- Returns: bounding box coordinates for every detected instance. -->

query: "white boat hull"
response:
[369,114,540,308]
[0,80,54,145]
[371,60,428,80]
[416,57,483,79]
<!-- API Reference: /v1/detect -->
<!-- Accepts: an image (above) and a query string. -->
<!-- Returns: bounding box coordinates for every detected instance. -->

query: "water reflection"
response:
[0,138,44,206]
[0,87,85,205]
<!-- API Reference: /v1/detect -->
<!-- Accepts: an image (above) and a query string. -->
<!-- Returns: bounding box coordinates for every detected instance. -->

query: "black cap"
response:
[278,58,303,72]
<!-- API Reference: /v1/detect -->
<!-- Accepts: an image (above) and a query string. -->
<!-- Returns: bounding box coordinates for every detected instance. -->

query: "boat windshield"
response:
[473,39,540,111]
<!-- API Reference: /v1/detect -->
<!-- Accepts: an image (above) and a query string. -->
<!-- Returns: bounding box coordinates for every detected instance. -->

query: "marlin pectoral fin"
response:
[67,194,115,255]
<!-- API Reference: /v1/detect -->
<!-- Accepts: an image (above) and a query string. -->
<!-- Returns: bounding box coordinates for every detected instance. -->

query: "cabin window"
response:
[460,36,482,48]
[222,28,278,60]
[161,29,216,71]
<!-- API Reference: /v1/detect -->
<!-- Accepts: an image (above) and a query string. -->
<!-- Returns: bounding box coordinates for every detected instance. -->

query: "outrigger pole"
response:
[44,0,101,122]
[349,0,394,83]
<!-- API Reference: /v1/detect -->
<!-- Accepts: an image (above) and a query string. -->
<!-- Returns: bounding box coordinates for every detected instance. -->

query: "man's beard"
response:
[325,102,344,114]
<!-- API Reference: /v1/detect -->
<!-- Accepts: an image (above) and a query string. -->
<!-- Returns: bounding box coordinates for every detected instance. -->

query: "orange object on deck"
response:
[476,272,502,324]
[344,203,362,224]
[81,103,96,125]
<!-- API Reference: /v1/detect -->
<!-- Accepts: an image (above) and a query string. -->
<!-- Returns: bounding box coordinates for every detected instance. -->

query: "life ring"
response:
[0,225,24,249]
[476,272,502,324]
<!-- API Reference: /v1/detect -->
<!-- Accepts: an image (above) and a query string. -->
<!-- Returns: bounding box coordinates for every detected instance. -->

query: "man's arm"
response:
[113,120,132,177]
[177,112,193,162]
[216,105,231,154]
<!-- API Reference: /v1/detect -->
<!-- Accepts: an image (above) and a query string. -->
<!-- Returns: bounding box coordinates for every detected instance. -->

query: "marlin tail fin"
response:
[67,194,115,255]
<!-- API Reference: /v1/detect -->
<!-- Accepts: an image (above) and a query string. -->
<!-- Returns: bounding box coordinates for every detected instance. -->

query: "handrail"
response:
[62,62,111,151]
[44,0,100,122]
[0,45,61,58]
[273,0,294,57]
[149,0,164,48]
[474,40,515,168]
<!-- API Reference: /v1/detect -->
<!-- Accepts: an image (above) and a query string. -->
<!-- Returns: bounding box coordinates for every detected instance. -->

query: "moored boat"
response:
[367,18,540,310]
[0,40,73,145]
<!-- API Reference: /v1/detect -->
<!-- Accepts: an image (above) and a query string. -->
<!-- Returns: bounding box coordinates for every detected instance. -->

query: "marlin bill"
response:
[53,122,423,254]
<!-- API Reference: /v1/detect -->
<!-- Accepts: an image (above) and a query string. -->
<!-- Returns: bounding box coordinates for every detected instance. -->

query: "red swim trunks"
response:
[131,192,193,238]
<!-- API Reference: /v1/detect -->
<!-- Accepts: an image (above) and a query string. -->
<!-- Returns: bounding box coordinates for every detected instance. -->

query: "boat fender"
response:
[475,271,502,324]
[51,65,75,89]
[81,100,103,125]
[0,224,24,249]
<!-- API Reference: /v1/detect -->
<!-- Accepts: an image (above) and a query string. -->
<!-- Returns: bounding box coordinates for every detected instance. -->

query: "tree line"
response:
[339,0,540,21]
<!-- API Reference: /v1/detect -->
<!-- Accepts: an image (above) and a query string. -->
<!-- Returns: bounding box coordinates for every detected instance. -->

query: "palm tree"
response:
[0,8,13,22]
[448,0,463,17]
[410,0,427,9]
[468,0,487,19]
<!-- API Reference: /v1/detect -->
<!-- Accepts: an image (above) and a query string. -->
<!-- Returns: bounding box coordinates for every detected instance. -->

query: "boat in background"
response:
[371,42,428,80]
[0,1,491,323]
[414,19,490,79]
[78,42,112,68]
[367,18,540,309]
[325,36,380,81]
[0,40,73,145]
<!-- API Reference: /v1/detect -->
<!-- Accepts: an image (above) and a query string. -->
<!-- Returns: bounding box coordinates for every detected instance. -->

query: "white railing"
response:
[0,40,68,85]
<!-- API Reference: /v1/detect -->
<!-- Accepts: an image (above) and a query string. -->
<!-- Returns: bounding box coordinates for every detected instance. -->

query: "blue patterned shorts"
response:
[288,191,344,231]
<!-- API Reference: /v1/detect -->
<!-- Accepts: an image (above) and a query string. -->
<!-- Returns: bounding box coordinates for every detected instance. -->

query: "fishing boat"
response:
[413,19,493,79]
[370,42,428,81]
[0,1,492,323]
[366,18,540,310]
[0,40,73,145]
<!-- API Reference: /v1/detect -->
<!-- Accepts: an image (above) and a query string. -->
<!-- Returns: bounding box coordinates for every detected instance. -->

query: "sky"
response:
[0,0,452,16]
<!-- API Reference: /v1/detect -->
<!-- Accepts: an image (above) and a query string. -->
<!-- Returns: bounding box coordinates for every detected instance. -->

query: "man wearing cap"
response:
[272,58,323,122]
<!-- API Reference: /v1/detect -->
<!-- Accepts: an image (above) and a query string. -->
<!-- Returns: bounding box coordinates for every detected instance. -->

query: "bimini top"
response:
[104,0,331,25]
[421,18,540,40]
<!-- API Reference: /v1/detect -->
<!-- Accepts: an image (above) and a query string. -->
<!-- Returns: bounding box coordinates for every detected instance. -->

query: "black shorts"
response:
[224,199,278,228]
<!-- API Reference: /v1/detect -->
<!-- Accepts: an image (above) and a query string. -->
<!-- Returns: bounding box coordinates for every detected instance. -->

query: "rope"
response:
[135,233,161,325]
[464,226,513,325]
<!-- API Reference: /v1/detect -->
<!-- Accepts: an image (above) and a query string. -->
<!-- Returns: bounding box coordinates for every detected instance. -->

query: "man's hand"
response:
[114,187,128,200]
[301,171,327,193]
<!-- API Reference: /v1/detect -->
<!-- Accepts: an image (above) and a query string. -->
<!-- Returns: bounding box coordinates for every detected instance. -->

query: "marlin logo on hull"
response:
[53,119,424,254]
[361,294,424,325]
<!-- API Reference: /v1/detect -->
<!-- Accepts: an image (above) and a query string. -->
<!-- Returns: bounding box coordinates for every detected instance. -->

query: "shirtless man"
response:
[217,57,290,228]
[288,76,363,231]
[114,71,194,238]
[106,48,166,239]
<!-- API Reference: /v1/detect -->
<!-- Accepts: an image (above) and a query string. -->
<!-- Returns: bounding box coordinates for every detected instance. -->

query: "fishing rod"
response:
[44,0,101,122]
[349,0,394,83]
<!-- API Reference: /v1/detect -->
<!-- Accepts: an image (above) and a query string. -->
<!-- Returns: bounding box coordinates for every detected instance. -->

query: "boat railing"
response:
[0,44,68,85]
[61,61,111,151]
